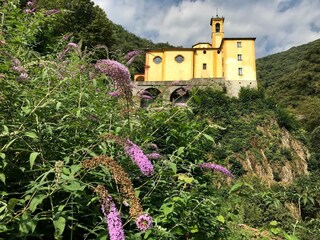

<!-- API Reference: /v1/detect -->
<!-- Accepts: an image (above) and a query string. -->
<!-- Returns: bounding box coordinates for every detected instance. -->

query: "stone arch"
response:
[136,76,145,81]
[170,87,190,103]
[140,87,161,108]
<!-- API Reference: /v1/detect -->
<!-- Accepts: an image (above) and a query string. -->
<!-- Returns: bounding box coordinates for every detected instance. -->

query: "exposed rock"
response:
[237,119,309,185]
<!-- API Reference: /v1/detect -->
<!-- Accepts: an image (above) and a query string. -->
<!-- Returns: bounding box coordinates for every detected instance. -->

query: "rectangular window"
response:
[237,54,242,61]
[237,42,242,48]
[203,63,207,70]
[238,67,243,76]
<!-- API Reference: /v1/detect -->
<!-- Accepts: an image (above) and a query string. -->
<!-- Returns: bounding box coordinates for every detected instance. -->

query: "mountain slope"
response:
[256,39,320,134]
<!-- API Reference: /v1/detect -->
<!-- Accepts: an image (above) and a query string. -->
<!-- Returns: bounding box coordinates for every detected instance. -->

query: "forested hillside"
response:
[257,39,320,165]
[1,1,320,239]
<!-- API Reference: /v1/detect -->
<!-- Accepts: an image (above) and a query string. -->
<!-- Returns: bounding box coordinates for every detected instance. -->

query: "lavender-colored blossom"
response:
[125,50,143,64]
[45,9,60,16]
[67,42,78,48]
[23,8,34,14]
[148,143,158,150]
[101,196,125,240]
[12,66,23,73]
[26,1,33,6]
[17,72,29,81]
[95,59,132,100]
[140,94,153,100]
[108,91,121,97]
[146,152,161,160]
[95,59,131,85]
[136,214,153,232]
[199,163,233,178]
[125,140,154,176]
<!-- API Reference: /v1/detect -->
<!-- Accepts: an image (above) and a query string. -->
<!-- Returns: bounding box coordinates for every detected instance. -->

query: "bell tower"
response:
[210,15,225,48]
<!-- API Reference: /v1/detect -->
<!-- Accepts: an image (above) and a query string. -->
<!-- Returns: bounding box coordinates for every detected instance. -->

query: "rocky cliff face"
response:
[236,119,309,185]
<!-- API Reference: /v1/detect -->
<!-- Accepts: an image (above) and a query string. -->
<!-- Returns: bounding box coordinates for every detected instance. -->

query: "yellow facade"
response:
[134,16,257,96]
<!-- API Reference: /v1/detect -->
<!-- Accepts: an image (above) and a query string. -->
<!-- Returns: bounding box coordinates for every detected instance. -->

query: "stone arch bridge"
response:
[132,78,257,105]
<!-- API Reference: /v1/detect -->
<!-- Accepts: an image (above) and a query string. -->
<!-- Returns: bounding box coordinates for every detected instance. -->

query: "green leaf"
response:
[271,227,280,235]
[7,198,19,211]
[56,102,62,111]
[269,220,278,226]
[53,216,66,238]
[0,225,8,233]
[19,212,37,234]
[216,215,225,223]
[144,229,152,239]
[160,203,174,216]
[203,133,215,142]
[24,131,38,139]
[29,194,47,213]
[0,152,5,159]
[2,125,9,135]
[284,233,299,240]
[190,225,199,233]
[62,181,85,192]
[177,147,184,156]
[0,173,5,184]
[168,162,177,174]
[229,182,243,194]
[29,152,39,170]
[177,174,194,184]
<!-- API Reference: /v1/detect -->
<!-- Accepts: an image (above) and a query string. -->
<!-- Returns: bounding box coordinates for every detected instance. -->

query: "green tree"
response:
[33,0,114,53]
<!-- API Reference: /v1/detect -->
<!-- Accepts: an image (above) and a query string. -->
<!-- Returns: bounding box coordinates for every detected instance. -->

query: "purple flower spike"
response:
[108,91,121,97]
[146,152,161,160]
[125,140,154,176]
[136,214,153,232]
[125,50,143,64]
[199,163,233,178]
[140,94,153,100]
[67,42,78,48]
[101,196,125,240]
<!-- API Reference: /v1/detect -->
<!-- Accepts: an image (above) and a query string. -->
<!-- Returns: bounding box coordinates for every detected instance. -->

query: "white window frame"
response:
[238,67,243,76]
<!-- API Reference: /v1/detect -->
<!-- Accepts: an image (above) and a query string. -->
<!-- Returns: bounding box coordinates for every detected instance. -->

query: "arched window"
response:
[136,76,145,81]
[215,23,220,32]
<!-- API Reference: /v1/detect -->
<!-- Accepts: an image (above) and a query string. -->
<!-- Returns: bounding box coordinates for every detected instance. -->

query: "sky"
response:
[92,0,320,58]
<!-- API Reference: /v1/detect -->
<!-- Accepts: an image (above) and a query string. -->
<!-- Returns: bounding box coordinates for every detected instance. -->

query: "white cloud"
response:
[93,0,320,58]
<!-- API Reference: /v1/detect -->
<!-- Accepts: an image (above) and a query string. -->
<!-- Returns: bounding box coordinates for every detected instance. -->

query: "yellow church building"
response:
[134,15,257,99]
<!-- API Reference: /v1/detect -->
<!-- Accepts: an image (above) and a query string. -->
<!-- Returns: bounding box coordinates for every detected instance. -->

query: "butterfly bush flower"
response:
[146,152,161,160]
[108,91,121,97]
[17,72,29,81]
[95,59,132,100]
[136,214,153,232]
[199,162,233,178]
[125,50,144,65]
[45,9,60,16]
[67,42,78,48]
[125,140,154,176]
[101,196,125,240]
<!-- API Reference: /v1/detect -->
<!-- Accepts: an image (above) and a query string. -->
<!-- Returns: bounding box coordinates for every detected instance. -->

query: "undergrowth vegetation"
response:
[1,1,320,240]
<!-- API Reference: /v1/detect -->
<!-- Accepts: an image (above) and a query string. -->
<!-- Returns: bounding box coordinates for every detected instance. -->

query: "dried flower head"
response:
[83,156,144,218]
